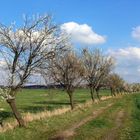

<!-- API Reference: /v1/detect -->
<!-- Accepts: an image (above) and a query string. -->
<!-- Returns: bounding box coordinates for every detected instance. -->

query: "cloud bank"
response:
[109,46,140,82]
[132,26,140,41]
[61,22,106,45]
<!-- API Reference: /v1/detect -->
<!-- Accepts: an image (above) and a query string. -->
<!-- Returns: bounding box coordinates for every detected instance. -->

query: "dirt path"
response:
[101,110,125,140]
[49,103,114,140]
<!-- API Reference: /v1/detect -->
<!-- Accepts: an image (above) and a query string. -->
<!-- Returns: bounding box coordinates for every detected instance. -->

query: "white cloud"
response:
[109,46,140,82]
[132,26,140,41]
[61,22,106,45]
[0,60,6,68]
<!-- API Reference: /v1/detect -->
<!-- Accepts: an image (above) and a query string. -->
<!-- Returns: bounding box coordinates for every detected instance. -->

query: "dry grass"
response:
[0,108,4,111]
[0,107,71,133]
[23,107,71,123]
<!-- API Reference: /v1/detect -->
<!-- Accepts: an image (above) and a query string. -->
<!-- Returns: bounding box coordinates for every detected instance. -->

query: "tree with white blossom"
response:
[0,14,66,127]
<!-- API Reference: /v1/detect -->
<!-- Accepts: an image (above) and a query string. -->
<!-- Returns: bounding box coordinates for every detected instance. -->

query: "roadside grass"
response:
[70,96,127,140]
[119,94,140,140]
[0,96,117,140]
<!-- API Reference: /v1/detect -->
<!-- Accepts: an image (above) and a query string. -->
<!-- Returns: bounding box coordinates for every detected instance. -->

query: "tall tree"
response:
[0,14,65,127]
[107,73,125,96]
[82,48,114,101]
[44,50,84,109]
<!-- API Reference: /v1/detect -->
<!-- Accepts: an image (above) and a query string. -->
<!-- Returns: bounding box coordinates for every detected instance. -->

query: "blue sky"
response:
[0,0,140,82]
[0,0,140,48]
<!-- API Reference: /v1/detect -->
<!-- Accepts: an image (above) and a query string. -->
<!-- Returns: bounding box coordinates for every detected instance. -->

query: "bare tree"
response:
[107,73,125,96]
[82,48,114,101]
[44,50,84,109]
[0,14,65,127]
[124,83,140,93]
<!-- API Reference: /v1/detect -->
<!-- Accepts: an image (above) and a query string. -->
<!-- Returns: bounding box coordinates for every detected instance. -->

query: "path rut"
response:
[101,110,125,140]
[49,103,114,140]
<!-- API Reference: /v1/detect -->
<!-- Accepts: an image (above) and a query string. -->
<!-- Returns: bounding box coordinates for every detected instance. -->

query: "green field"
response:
[0,88,110,121]
[0,89,140,140]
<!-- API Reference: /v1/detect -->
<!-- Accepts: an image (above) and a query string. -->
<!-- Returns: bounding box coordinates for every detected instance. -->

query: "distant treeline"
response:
[22,84,62,89]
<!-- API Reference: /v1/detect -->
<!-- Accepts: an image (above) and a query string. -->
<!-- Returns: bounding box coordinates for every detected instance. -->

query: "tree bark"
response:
[96,88,100,100]
[6,98,25,127]
[68,92,74,110]
[110,87,113,96]
[0,118,3,127]
[90,87,94,102]
[110,87,115,96]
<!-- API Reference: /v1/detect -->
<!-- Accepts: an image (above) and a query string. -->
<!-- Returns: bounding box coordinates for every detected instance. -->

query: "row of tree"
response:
[0,15,139,127]
[41,48,114,110]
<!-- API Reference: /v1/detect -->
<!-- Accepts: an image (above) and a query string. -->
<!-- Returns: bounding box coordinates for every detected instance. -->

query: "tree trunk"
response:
[113,89,116,96]
[90,87,94,102]
[96,88,100,100]
[7,98,25,127]
[0,119,3,127]
[110,87,115,96]
[68,92,74,110]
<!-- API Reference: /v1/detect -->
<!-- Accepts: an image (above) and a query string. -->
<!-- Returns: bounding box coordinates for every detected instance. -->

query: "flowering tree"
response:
[44,50,84,109]
[82,49,114,101]
[0,14,65,127]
